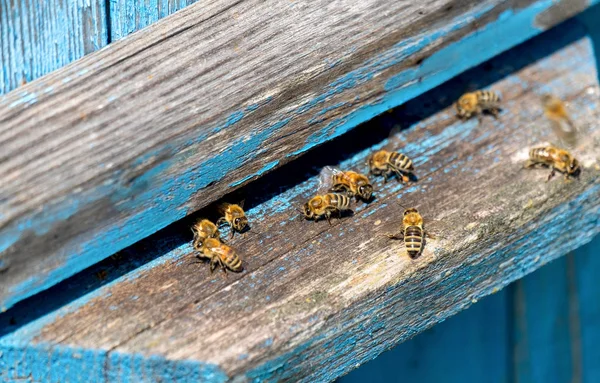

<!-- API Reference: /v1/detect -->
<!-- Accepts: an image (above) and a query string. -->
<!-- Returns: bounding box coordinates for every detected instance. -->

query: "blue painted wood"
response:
[0,0,108,94]
[338,289,510,383]
[109,0,198,41]
[1,18,600,381]
[512,256,574,383]
[572,236,600,383]
[1,0,595,311]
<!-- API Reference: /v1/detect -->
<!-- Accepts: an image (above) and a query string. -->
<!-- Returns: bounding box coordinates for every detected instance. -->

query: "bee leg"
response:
[490,108,500,119]
[547,168,556,182]
[209,257,219,273]
[383,172,388,183]
[396,171,410,184]
[325,211,333,226]
[229,229,235,240]
[386,232,404,241]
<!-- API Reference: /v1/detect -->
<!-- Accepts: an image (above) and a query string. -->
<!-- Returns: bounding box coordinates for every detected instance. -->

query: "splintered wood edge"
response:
[2,23,599,383]
[0,0,593,309]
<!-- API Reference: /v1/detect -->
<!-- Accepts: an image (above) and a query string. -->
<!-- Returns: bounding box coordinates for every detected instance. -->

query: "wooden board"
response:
[2,19,600,382]
[0,0,108,94]
[109,0,199,41]
[0,0,596,311]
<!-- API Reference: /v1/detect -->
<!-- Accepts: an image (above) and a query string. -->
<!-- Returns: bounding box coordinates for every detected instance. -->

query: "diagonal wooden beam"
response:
[0,0,596,310]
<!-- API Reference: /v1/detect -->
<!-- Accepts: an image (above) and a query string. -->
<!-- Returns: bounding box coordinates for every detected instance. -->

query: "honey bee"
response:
[319,166,373,201]
[198,237,243,273]
[455,90,501,120]
[386,207,433,259]
[542,94,578,146]
[524,146,581,181]
[301,193,352,225]
[191,219,220,250]
[217,203,248,238]
[367,150,415,183]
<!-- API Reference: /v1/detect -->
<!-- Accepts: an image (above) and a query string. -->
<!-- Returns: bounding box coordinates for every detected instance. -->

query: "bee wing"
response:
[318,166,342,192]
[216,202,231,215]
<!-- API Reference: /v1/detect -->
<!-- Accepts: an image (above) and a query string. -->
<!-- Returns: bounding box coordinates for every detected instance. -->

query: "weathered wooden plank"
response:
[1,20,599,382]
[338,290,510,383]
[512,256,574,382]
[0,0,108,94]
[0,0,595,310]
[572,237,600,383]
[109,0,199,41]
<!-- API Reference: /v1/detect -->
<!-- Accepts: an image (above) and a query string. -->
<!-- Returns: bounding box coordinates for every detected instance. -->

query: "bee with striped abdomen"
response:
[217,202,249,238]
[198,237,243,273]
[455,90,501,121]
[319,166,373,201]
[367,150,415,183]
[191,219,221,251]
[386,207,433,259]
[524,146,581,181]
[301,193,352,225]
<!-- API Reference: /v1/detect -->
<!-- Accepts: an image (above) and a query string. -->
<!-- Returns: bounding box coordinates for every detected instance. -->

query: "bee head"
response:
[403,207,418,216]
[302,203,313,219]
[233,216,248,231]
[456,93,476,118]
[568,158,581,175]
[359,184,373,201]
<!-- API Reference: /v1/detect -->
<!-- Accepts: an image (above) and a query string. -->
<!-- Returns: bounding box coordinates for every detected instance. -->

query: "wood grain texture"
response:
[0,0,595,311]
[0,0,108,94]
[109,0,199,41]
[2,20,600,382]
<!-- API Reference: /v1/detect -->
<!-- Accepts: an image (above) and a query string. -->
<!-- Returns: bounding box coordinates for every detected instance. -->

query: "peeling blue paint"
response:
[0,344,228,383]
[229,160,280,188]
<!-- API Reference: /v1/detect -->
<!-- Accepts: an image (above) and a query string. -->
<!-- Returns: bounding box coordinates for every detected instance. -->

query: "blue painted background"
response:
[2,1,600,382]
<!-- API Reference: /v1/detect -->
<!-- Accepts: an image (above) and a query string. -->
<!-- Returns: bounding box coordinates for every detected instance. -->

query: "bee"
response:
[386,207,433,259]
[198,237,243,273]
[367,150,415,183]
[319,166,373,201]
[301,193,352,225]
[191,219,220,250]
[217,203,248,238]
[455,90,501,120]
[542,94,578,146]
[524,146,581,181]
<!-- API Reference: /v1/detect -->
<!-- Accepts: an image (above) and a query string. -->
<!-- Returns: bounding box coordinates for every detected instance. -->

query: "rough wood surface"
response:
[2,20,599,382]
[0,0,595,310]
[109,0,199,41]
[0,0,108,94]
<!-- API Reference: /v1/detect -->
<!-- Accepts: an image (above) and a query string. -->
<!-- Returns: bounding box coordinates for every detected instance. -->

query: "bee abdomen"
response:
[328,193,351,210]
[404,226,423,258]
[225,253,242,271]
[530,147,551,162]
[390,152,413,171]
[476,90,500,106]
